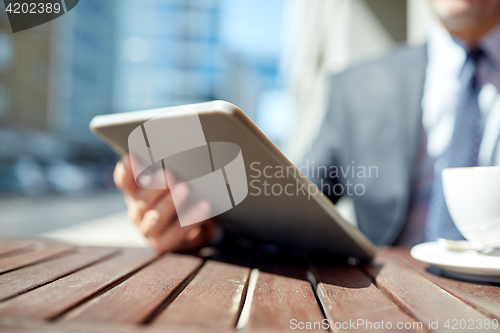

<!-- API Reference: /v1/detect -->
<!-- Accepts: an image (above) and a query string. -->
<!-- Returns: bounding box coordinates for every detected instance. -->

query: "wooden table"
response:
[0,239,499,332]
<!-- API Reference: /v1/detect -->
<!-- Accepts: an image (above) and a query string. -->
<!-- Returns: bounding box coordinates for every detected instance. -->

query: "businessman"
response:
[114,0,500,251]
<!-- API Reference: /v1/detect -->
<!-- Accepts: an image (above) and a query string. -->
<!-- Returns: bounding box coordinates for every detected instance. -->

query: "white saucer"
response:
[410,242,500,283]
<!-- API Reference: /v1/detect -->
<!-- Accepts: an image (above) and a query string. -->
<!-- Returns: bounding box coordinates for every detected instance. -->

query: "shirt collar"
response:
[481,22,500,69]
[428,22,500,74]
[427,23,467,77]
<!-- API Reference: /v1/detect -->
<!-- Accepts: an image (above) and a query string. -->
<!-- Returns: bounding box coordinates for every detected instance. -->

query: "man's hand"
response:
[114,154,218,252]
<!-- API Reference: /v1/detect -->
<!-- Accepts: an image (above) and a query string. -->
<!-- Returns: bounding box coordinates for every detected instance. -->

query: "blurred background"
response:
[0,0,435,244]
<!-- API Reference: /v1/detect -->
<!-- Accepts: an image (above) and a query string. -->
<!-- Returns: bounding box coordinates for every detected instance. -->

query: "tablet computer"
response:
[90,100,375,260]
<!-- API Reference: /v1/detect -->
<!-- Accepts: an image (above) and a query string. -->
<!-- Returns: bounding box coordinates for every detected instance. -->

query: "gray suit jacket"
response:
[303,45,427,245]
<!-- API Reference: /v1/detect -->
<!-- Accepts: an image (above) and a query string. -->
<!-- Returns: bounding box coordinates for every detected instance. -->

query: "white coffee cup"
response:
[442,166,500,248]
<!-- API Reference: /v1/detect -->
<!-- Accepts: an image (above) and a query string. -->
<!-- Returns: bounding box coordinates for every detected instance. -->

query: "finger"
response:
[130,153,175,193]
[128,169,176,223]
[125,192,164,225]
[135,168,174,200]
[136,163,175,190]
[148,223,195,253]
[175,199,212,228]
[116,154,173,193]
[179,219,219,251]
[124,194,139,224]
[140,183,190,238]
[114,155,138,195]
[126,190,164,225]
[149,200,212,252]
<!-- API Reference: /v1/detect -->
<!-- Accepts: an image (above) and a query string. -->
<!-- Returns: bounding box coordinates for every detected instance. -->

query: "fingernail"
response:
[144,210,159,230]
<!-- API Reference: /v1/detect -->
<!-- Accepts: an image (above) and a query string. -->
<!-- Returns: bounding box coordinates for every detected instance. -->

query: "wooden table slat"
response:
[314,265,425,332]
[247,259,325,331]
[0,317,244,333]
[0,248,158,320]
[62,253,203,324]
[385,248,500,321]
[1,238,499,333]
[0,240,36,257]
[0,247,118,302]
[364,255,493,332]
[0,242,74,274]
[153,259,250,329]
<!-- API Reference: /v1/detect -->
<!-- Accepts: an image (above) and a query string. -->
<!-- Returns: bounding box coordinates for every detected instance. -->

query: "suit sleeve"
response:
[300,74,345,204]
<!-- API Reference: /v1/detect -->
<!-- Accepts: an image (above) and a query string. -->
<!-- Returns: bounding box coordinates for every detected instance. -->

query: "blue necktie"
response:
[424,49,484,242]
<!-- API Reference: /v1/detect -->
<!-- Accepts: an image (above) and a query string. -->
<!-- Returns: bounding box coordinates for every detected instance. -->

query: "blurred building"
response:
[0,0,117,194]
[113,0,282,125]
[0,9,59,193]
[0,0,284,195]
[52,0,116,140]
[219,0,284,143]
[0,22,52,130]
[114,0,223,113]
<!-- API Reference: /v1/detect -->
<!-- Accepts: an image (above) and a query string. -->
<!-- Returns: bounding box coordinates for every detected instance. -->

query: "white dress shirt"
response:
[424,23,500,166]
[396,23,500,246]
